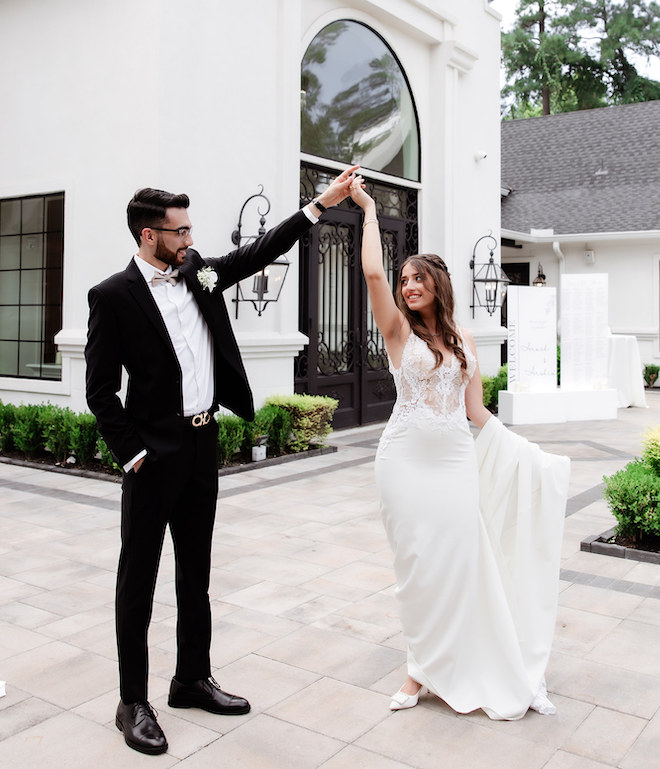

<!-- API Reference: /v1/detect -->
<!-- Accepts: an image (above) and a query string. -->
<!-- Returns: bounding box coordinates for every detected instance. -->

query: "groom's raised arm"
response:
[203,165,360,290]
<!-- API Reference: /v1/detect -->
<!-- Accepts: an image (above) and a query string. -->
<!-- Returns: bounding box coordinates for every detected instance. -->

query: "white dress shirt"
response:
[126,255,215,471]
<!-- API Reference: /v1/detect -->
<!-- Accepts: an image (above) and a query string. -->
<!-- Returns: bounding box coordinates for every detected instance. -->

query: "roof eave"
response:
[501,228,660,244]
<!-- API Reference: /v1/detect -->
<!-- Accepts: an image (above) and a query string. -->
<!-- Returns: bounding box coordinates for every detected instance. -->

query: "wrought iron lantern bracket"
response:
[469,232,510,318]
[231,187,290,317]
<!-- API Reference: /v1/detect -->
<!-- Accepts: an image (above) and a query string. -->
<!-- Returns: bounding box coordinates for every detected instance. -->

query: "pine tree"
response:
[502,0,660,118]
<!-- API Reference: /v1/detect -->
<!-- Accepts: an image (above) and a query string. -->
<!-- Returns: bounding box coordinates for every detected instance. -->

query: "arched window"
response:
[301,20,420,182]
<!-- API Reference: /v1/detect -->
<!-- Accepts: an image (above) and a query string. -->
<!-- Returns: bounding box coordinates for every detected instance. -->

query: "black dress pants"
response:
[116,419,219,704]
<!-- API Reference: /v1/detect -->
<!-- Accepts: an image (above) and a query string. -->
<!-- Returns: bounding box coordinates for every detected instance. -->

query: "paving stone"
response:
[561,706,646,764]
[2,397,660,768]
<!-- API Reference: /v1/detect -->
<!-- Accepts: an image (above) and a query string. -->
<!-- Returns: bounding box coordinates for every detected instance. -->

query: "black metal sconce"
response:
[532,263,546,287]
[231,186,290,317]
[469,233,510,317]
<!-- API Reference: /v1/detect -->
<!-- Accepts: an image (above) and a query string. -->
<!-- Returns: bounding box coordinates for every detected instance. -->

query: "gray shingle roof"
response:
[501,100,660,235]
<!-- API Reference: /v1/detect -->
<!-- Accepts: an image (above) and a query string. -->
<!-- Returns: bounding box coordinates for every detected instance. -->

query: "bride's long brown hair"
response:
[395,254,468,375]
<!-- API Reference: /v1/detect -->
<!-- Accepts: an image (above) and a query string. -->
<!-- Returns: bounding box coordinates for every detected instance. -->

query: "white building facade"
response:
[0,0,504,427]
[501,103,660,374]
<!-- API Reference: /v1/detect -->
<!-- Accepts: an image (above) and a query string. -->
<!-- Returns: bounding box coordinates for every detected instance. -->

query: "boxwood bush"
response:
[481,364,508,411]
[264,394,338,452]
[0,394,339,472]
[603,425,660,546]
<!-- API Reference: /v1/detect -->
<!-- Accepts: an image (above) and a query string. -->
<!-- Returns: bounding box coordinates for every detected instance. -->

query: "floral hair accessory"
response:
[197,266,218,292]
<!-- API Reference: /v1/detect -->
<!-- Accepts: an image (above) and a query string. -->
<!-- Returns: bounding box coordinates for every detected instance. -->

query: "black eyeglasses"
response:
[150,226,192,239]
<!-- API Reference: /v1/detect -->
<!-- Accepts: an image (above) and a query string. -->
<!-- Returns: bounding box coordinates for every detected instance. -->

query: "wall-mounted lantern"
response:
[532,263,547,287]
[231,186,290,317]
[469,233,510,317]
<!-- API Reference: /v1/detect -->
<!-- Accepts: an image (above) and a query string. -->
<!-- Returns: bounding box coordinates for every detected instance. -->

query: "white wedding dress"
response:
[376,333,570,720]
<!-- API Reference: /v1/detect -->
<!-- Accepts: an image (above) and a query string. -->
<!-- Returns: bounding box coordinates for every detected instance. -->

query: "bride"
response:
[349,176,569,720]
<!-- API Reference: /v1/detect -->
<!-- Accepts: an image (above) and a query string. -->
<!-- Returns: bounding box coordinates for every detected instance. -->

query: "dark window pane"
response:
[46,195,64,231]
[0,200,20,236]
[0,340,19,376]
[20,305,43,340]
[22,197,44,234]
[301,21,420,181]
[21,234,44,268]
[0,271,20,304]
[19,341,41,377]
[0,192,64,380]
[46,231,64,268]
[0,306,19,338]
[20,270,43,304]
[44,267,63,307]
[0,235,20,269]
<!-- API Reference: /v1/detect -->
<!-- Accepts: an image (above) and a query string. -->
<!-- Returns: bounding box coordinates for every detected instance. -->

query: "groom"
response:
[85,166,358,755]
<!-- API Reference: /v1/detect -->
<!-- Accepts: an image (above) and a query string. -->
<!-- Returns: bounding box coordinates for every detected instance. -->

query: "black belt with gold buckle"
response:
[184,410,211,428]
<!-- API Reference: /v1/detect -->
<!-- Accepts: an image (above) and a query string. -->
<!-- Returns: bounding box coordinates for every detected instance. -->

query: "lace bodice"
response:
[380,332,476,448]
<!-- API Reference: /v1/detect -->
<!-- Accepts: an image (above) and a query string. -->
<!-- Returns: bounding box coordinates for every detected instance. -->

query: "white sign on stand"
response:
[499,276,617,424]
[507,286,557,392]
[560,274,609,389]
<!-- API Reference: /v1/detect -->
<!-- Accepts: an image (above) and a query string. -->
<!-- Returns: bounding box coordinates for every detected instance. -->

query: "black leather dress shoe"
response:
[115,700,168,755]
[168,675,250,715]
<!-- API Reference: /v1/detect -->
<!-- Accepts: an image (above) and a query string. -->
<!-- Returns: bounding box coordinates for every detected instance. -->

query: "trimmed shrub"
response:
[41,405,77,464]
[241,404,294,459]
[11,404,44,458]
[265,394,338,452]
[216,414,245,465]
[481,375,494,410]
[97,437,121,472]
[603,459,660,542]
[642,425,660,476]
[0,401,17,452]
[482,364,508,410]
[0,394,336,470]
[70,413,100,466]
[643,363,659,388]
[492,364,508,403]
[557,345,561,386]
[262,403,293,455]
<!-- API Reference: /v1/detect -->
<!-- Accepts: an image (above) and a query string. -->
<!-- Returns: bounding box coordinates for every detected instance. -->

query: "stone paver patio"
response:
[1,394,660,768]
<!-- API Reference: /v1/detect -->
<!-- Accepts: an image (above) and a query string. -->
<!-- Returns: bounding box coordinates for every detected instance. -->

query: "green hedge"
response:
[0,394,339,472]
[215,394,337,465]
[481,364,508,411]
[643,363,659,388]
[264,394,338,452]
[603,425,660,545]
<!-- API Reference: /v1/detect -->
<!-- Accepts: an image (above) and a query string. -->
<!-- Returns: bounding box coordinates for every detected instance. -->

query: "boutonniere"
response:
[197,266,218,292]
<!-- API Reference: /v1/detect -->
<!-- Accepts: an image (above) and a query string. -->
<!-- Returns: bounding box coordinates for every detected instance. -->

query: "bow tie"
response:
[151,269,180,287]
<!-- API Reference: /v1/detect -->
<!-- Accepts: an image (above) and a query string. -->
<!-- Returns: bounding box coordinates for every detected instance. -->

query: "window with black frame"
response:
[301,20,420,182]
[0,193,64,379]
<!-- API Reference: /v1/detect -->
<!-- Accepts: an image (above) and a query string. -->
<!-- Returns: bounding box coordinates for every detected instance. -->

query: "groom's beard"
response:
[154,239,187,267]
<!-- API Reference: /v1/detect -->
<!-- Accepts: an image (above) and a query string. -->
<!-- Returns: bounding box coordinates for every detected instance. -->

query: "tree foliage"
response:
[502,0,660,118]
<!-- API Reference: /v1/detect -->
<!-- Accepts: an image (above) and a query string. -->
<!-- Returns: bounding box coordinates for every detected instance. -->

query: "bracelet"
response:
[363,218,379,228]
[311,197,327,214]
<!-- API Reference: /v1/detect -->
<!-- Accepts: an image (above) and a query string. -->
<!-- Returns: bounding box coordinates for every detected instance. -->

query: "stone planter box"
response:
[581,527,660,565]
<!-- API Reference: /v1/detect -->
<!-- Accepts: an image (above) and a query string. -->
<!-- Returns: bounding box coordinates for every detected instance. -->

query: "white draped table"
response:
[608,334,647,408]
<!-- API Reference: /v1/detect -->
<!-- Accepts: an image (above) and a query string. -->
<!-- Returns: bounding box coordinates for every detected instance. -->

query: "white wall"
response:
[503,234,660,367]
[0,0,504,413]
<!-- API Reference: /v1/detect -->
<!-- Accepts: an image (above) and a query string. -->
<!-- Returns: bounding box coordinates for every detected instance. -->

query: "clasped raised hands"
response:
[319,164,361,208]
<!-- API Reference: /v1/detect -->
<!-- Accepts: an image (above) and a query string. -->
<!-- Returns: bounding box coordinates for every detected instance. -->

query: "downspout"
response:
[553,240,565,347]
[552,240,565,273]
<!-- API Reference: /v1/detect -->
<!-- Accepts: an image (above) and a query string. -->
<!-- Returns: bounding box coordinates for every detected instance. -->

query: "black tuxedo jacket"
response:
[85,209,313,467]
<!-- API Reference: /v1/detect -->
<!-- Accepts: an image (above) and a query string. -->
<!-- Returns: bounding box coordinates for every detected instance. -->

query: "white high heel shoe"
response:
[530,678,557,716]
[390,686,423,711]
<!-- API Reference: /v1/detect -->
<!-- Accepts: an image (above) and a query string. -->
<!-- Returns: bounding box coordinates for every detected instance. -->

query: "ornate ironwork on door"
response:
[296,163,418,427]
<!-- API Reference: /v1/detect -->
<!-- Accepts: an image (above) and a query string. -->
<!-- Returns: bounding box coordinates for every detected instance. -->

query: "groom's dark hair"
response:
[127,187,190,245]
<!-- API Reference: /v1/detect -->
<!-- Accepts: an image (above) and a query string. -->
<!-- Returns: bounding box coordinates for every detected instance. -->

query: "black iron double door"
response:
[295,206,406,428]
